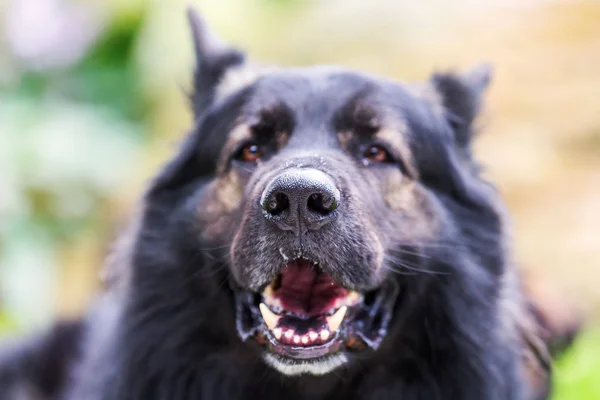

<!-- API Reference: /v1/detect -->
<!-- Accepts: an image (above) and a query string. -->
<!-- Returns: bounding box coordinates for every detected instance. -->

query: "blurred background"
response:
[0,0,598,397]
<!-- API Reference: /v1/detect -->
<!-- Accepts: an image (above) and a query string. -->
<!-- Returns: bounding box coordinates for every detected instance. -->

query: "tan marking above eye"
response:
[376,128,419,179]
[337,131,353,151]
[216,123,253,174]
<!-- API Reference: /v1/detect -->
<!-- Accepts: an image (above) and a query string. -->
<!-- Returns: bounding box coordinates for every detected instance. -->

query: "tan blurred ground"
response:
[57,0,600,319]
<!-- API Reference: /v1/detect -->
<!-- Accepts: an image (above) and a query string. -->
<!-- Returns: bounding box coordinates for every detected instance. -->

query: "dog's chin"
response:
[234,258,399,376]
[263,352,349,376]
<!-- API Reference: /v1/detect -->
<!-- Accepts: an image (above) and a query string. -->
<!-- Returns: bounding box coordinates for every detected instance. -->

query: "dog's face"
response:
[144,11,501,377]
[218,68,427,374]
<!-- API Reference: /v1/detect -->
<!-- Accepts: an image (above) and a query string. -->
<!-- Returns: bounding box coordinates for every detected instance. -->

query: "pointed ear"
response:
[187,8,246,117]
[430,63,493,148]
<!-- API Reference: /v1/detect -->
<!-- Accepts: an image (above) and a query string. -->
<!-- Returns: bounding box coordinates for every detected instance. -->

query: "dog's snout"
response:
[261,169,340,231]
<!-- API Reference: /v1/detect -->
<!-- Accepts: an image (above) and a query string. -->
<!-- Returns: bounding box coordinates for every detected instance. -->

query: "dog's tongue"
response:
[274,259,348,316]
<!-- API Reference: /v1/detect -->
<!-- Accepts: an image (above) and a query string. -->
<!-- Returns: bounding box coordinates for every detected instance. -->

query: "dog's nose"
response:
[260,169,340,231]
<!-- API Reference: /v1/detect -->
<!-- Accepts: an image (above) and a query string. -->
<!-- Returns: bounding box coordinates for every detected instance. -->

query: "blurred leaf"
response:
[9,11,148,124]
[71,17,147,122]
[0,312,18,336]
[553,327,600,399]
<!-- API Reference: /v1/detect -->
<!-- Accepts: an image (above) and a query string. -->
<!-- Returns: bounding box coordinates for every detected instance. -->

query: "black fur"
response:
[0,10,549,400]
[0,320,82,400]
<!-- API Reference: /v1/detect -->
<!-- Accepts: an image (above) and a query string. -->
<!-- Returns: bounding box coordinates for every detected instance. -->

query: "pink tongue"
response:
[274,259,348,316]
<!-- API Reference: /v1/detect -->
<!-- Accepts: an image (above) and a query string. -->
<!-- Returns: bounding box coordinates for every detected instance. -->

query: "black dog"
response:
[0,9,555,400]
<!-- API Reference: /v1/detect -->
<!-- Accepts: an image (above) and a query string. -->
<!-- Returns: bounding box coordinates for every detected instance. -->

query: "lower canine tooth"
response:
[320,330,330,341]
[259,303,281,330]
[263,284,274,298]
[326,306,347,332]
[347,291,361,305]
[273,328,282,340]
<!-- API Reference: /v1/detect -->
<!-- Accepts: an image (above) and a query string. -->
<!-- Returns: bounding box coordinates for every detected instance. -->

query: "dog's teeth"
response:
[273,328,282,340]
[309,331,318,341]
[293,335,301,344]
[320,329,330,341]
[346,291,362,306]
[265,297,283,311]
[326,306,347,333]
[263,284,274,298]
[284,330,294,339]
[301,335,309,344]
[259,303,280,330]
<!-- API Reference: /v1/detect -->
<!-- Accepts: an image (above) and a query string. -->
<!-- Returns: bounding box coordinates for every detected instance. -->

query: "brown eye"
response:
[364,144,391,163]
[239,143,262,162]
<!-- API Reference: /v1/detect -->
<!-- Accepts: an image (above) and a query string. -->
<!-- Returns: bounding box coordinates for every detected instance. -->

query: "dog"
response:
[0,9,579,400]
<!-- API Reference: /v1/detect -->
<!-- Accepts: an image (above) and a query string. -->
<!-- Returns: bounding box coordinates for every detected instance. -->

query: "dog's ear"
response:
[430,64,492,148]
[145,10,249,198]
[187,8,246,118]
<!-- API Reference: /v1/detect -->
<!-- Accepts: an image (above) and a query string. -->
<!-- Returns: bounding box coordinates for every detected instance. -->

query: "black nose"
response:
[260,169,340,232]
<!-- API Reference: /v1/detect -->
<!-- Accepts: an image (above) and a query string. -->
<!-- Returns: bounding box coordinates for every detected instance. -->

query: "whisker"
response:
[390,247,433,260]
[193,244,232,252]
[384,254,449,276]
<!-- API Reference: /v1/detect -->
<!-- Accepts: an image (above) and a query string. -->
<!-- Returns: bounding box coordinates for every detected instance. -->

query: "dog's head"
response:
[137,10,505,377]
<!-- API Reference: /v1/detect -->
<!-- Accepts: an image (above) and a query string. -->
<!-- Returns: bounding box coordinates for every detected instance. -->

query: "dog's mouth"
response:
[235,258,399,374]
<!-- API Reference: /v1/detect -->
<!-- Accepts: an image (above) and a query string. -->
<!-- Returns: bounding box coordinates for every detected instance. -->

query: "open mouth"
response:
[235,258,399,375]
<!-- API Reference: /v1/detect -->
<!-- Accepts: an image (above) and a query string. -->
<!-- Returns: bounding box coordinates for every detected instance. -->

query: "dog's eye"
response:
[237,142,262,163]
[363,144,391,164]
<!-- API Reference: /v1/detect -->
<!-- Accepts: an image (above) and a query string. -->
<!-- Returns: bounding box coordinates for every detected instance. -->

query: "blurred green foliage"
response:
[554,328,600,399]
[0,0,146,331]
